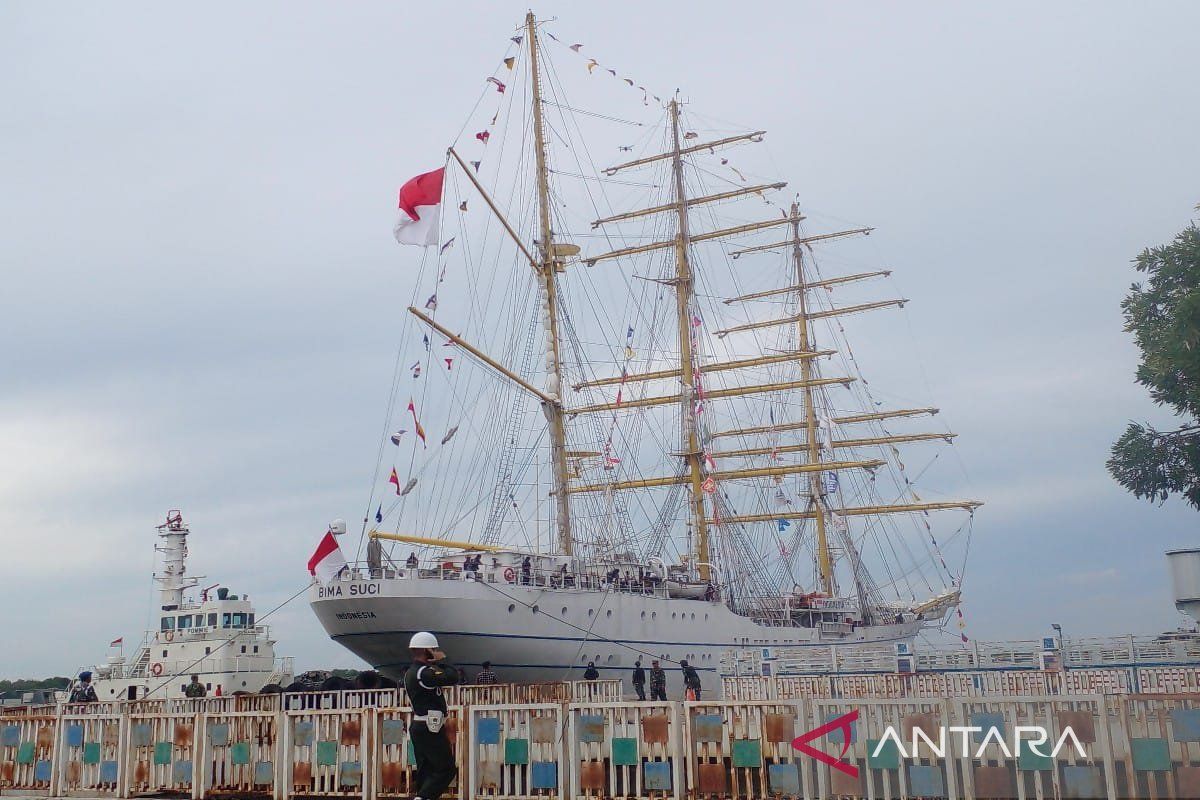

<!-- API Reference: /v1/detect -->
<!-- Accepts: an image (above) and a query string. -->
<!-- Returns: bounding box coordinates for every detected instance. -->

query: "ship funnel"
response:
[1166,549,1200,622]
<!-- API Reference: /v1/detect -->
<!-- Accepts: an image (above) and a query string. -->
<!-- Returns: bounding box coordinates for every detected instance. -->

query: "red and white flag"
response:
[393,167,445,247]
[109,637,123,647]
[307,531,348,584]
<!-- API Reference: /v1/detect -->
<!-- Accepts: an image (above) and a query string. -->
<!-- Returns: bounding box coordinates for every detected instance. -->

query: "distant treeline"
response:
[1,678,71,693]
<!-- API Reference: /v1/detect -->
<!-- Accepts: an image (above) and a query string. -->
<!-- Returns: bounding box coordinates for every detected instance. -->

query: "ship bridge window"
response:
[160,617,176,631]
[177,615,192,630]
[247,613,255,628]
[224,613,248,628]
[207,613,217,628]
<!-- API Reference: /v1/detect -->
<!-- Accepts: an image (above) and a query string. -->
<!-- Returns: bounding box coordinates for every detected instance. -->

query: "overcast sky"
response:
[2,1,1198,678]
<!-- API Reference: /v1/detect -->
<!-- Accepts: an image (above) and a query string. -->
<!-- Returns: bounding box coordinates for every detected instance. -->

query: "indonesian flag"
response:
[393,167,445,247]
[109,637,123,647]
[307,531,348,584]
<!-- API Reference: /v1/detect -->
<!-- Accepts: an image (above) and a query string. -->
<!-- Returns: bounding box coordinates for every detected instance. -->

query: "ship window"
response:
[208,613,217,627]
[205,647,211,655]
[531,605,539,614]
[162,650,168,658]
[178,615,192,630]
[641,611,646,618]
[253,646,259,653]
[507,604,515,613]
[222,613,231,628]
[240,645,246,653]
[231,613,247,628]
[587,609,593,617]
[247,613,255,627]
[652,612,657,619]
[671,613,677,619]
[161,617,175,631]
[606,610,612,618]
[561,607,568,616]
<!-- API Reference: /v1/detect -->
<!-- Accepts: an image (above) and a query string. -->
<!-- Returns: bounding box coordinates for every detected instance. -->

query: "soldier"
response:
[184,674,207,698]
[631,659,646,701]
[583,661,599,680]
[404,632,461,800]
[69,672,98,703]
[649,660,667,701]
[681,659,702,700]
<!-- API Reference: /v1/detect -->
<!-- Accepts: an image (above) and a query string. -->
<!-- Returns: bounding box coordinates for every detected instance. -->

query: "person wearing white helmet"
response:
[404,631,461,800]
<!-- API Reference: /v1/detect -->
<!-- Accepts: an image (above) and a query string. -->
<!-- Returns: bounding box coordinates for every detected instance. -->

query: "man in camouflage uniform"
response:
[649,660,667,701]
[184,675,207,698]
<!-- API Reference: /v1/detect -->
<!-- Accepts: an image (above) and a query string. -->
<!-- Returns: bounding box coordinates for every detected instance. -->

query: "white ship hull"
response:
[309,573,921,696]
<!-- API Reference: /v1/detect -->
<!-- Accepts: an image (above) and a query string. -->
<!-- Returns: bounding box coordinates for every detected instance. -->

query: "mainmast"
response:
[667,99,710,581]
[789,202,834,595]
[526,12,573,555]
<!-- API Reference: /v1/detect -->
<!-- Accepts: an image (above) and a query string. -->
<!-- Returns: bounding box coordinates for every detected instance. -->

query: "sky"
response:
[1,1,1198,678]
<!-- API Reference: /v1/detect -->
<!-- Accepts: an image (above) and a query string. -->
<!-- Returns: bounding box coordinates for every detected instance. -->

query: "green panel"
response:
[504,737,529,765]
[82,742,101,765]
[316,741,338,767]
[731,739,762,768]
[17,741,36,765]
[230,742,251,766]
[867,739,899,770]
[611,737,638,766]
[407,740,416,766]
[1018,740,1053,771]
[1131,737,1171,772]
[153,741,173,766]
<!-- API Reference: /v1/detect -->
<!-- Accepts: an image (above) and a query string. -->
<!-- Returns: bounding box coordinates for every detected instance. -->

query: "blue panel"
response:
[970,712,1006,743]
[1,725,20,747]
[34,760,53,782]
[254,760,274,785]
[531,760,557,789]
[339,761,362,787]
[644,761,672,791]
[208,723,230,747]
[65,724,84,748]
[131,723,153,748]
[908,765,944,797]
[1172,709,1200,742]
[99,760,119,784]
[381,719,406,746]
[1063,765,1104,799]
[476,717,501,745]
[293,721,315,747]
[824,713,857,745]
[578,714,605,743]
[768,762,801,794]
[693,714,724,743]
[173,760,193,784]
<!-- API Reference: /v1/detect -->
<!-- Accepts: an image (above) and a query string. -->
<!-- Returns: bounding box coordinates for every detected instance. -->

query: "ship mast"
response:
[667,99,710,582]
[789,202,834,595]
[526,12,573,555]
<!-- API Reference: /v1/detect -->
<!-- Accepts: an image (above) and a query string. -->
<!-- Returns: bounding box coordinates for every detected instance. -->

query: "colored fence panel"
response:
[56,713,123,797]
[125,713,199,796]
[567,702,681,800]
[201,711,280,799]
[808,697,953,800]
[0,714,56,795]
[470,704,562,798]
[955,695,1117,800]
[286,709,369,798]
[682,700,808,800]
[1111,693,1200,799]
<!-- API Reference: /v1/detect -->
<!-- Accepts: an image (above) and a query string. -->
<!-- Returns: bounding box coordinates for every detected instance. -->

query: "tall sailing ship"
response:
[310,13,981,689]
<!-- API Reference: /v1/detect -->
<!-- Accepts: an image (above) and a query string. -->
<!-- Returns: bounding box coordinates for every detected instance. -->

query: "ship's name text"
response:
[318,582,381,598]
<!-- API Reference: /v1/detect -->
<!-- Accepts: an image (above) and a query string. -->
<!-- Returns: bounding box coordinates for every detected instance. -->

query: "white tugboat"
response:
[82,511,293,700]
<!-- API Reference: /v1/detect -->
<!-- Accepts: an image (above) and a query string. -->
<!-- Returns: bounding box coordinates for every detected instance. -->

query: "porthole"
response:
[691,613,696,620]
[508,604,516,613]
[641,611,646,618]
[606,610,613,618]
[704,613,709,620]
[562,607,568,616]
[588,609,594,617]
[531,605,539,614]
[652,612,657,619]
[672,613,677,619]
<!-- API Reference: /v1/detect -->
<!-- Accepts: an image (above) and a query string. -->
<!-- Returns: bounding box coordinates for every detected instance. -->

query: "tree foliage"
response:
[1108,218,1200,509]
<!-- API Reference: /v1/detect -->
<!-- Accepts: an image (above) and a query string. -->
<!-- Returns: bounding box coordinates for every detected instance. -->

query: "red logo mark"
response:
[791,709,859,778]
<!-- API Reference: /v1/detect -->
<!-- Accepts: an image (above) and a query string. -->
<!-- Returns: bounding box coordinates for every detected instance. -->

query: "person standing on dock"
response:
[681,659,702,700]
[404,632,461,800]
[184,675,207,698]
[475,661,498,685]
[69,672,98,703]
[649,660,667,701]
[631,659,646,700]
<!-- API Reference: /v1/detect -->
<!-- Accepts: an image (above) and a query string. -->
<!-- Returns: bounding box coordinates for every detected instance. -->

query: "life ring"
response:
[164,631,174,642]
[150,662,164,677]
[503,567,516,583]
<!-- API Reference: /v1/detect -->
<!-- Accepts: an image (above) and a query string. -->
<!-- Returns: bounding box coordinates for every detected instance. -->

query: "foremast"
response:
[667,99,711,581]
[526,12,573,555]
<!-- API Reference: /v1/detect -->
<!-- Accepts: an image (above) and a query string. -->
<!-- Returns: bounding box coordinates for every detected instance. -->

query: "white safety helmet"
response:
[328,519,347,536]
[409,631,439,649]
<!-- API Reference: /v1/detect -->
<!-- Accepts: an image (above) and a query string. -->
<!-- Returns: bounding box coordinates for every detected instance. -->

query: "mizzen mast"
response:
[667,99,711,581]
[526,12,573,555]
